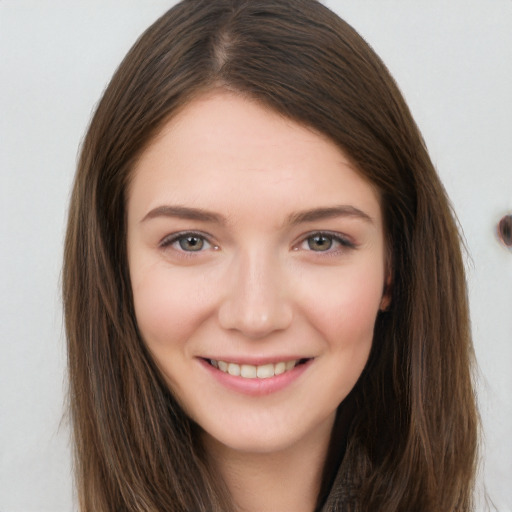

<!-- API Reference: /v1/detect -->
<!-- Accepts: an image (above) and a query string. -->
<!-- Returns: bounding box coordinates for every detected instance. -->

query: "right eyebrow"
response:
[140,205,227,225]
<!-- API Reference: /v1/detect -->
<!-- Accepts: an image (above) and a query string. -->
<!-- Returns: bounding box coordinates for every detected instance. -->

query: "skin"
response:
[127,91,389,511]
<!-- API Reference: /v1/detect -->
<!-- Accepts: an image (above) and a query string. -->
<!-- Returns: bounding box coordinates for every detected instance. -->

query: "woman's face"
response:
[127,91,389,456]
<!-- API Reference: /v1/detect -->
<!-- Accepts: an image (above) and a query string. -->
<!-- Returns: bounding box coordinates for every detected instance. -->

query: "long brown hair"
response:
[63,1,478,510]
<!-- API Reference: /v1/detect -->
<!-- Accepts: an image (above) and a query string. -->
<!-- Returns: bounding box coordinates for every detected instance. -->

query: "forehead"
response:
[127,91,382,226]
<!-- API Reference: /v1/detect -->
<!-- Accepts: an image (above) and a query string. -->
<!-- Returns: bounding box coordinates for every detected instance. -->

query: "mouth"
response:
[205,358,311,380]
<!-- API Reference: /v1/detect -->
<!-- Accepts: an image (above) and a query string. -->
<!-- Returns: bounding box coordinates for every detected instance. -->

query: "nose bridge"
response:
[218,245,292,338]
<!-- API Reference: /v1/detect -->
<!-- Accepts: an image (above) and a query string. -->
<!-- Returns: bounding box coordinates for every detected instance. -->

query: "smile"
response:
[208,359,309,379]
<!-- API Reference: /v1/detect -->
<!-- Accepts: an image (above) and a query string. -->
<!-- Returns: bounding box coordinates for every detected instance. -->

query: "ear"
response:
[379,271,392,311]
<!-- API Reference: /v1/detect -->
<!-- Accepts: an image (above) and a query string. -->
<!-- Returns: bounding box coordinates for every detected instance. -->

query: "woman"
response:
[63,0,479,510]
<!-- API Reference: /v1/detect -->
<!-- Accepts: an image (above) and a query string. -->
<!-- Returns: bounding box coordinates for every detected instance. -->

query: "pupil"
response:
[309,235,332,251]
[180,236,203,251]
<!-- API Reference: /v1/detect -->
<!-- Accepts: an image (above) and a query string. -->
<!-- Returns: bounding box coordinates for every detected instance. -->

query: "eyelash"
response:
[159,230,355,255]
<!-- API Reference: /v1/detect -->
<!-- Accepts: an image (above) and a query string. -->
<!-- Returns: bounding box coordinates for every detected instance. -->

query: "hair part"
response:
[63,1,479,510]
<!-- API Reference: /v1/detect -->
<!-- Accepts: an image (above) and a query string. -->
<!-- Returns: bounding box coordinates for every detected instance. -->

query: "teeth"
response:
[228,363,241,376]
[209,359,302,379]
[274,362,286,375]
[285,360,295,371]
[241,364,257,378]
[256,364,274,379]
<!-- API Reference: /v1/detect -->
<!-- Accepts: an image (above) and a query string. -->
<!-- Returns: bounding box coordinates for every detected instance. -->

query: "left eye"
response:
[161,233,213,252]
[306,234,334,251]
[299,233,353,252]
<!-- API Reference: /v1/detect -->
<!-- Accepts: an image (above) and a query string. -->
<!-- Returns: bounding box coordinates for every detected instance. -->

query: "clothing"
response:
[319,394,360,512]
[320,457,358,512]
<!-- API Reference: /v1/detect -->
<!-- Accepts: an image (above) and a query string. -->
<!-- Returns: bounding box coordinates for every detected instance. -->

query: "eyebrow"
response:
[286,205,374,225]
[141,205,227,224]
[141,204,373,226]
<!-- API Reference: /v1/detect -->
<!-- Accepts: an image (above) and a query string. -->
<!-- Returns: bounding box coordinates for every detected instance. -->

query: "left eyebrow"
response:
[286,205,374,225]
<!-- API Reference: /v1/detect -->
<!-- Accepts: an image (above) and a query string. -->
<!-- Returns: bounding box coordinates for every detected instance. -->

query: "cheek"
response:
[297,263,384,352]
[304,267,383,400]
[131,265,213,352]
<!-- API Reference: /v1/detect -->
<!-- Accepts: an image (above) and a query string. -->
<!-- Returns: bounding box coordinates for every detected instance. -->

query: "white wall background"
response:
[1,2,510,510]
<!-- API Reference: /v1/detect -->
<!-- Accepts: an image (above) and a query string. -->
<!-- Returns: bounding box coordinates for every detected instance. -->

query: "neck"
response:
[203,415,335,512]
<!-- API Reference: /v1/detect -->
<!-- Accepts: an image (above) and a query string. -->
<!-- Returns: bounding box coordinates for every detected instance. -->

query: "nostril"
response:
[217,293,293,338]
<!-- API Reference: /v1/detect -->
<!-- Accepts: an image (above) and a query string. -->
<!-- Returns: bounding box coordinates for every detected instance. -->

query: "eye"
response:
[307,234,334,251]
[296,232,355,253]
[177,235,208,251]
[160,232,215,252]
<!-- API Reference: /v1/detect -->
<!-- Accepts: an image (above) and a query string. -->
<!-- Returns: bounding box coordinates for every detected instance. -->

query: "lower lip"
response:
[198,359,313,396]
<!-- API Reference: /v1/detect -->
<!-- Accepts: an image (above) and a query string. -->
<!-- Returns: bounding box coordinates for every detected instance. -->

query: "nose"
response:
[217,249,293,339]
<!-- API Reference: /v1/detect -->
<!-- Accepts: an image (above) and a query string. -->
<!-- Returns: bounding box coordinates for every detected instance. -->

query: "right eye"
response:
[160,232,214,252]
